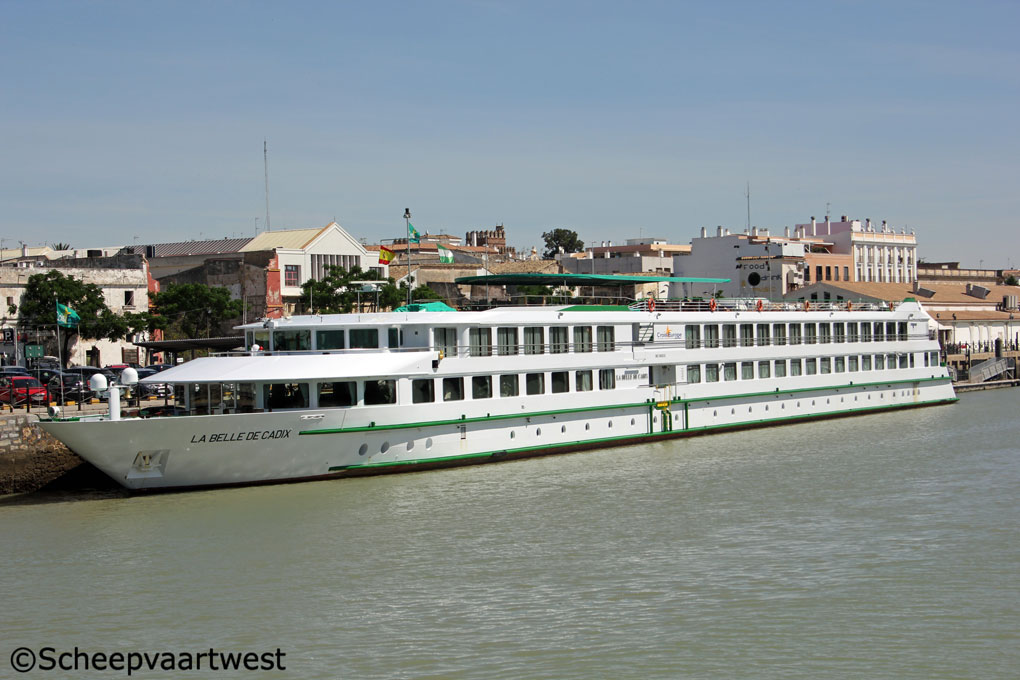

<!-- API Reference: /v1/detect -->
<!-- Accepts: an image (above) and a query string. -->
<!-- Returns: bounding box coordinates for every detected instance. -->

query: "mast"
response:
[264,139,272,232]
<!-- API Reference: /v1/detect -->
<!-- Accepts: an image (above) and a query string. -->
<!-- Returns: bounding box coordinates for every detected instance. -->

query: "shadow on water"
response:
[0,462,128,506]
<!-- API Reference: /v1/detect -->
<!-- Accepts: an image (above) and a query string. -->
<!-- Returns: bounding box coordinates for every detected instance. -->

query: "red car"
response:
[0,376,50,405]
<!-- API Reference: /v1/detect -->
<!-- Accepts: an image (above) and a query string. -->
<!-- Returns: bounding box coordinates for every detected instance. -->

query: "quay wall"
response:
[0,415,83,494]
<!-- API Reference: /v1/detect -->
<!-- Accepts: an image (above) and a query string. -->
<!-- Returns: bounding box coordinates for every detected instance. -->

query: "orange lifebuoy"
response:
[847,301,853,311]
[709,298,717,312]
[756,299,764,312]
[647,297,656,312]
[804,300,810,311]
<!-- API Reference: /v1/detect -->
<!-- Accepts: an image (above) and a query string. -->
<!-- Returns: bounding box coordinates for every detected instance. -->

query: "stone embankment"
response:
[0,415,85,494]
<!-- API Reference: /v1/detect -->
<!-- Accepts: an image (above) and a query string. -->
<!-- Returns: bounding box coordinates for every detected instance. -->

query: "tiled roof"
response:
[240,226,328,252]
[149,238,254,257]
[796,281,1020,304]
[929,310,1018,321]
[489,260,561,274]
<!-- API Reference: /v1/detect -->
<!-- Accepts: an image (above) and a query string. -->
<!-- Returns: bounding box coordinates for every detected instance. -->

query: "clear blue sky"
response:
[2,0,1017,267]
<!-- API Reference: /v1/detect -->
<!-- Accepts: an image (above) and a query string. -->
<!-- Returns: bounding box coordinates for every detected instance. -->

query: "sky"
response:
[2,0,1018,267]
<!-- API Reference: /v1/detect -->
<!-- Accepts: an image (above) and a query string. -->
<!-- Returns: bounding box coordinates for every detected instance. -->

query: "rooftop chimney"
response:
[701,227,707,238]
[811,216,817,236]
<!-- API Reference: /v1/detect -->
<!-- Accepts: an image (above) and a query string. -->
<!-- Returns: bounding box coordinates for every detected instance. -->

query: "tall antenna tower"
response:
[264,139,272,232]
[745,181,751,230]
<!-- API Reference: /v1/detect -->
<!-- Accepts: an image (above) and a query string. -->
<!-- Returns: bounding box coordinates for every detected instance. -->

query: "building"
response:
[794,216,917,284]
[560,238,691,277]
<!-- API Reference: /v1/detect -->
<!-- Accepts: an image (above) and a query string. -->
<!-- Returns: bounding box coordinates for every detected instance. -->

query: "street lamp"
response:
[403,208,412,306]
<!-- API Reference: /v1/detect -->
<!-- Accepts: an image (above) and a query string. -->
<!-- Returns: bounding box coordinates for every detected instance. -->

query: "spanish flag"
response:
[378,245,395,265]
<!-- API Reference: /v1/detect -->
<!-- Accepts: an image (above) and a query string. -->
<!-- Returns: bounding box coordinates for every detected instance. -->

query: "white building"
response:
[794,216,918,284]
[559,238,690,277]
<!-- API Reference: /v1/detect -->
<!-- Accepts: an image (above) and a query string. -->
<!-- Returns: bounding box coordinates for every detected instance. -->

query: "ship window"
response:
[898,322,908,340]
[316,330,345,350]
[774,360,786,378]
[874,323,884,342]
[848,356,858,371]
[319,381,357,407]
[499,374,519,397]
[364,380,396,405]
[886,322,897,340]
[834,323,845,342]
[252,330,270,351]
[350,328,380,349]
[472,376,492,399]
[756,324,770,347]
[469,328,492,357]
[875,354,885,370]
[265,382,310,410]
[388,327,399,348]
[887,353,896,369]
[576,370,593,392]
[805,358,817,375]
[551,371,569,393]
[705,364,719,382]
[687,365,701,383]
[704,324,719,348]
[443,377,464,401]
[741,362,754,380]
[550,327,569,354]
[740,324,754,347]
[863,355,872,370]
[526,372,545,395]
[820,357,831,374]
[435,327,457,357]
[724,363,737,381]
[847,323,859,342]
[861,323,872,342]
[835,356,845,372]
[788,324,802,345]
[236,383,257,412]
[923,352,929,367]
[804,323,817,345]
[790,359,802,376]
[930,351,939,366]
[758,361,770,378]
[685,325,701,349]
[573,326,592,353]
[722,324,737,347]
[899,354,908,369]
[772,324,786,346]
[497,327,519,355]
[819,323,831,344]
[273,329,311,351]
[599,369,615,390]
[411,378,435,404]
[524,327,545,354]
[596,326,616,351]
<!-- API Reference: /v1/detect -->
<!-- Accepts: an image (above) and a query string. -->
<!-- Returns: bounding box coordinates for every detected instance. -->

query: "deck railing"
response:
[627,298,892,313]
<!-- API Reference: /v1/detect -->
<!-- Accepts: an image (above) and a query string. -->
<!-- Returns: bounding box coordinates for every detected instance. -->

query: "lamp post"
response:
[404,208,412,306]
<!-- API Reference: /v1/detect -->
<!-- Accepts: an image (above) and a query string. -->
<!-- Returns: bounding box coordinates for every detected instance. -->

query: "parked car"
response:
[134,368,172,398]
[0,375,50,405]
[145,363,176,373]
[0,366,31,377]
[46,373,92,403]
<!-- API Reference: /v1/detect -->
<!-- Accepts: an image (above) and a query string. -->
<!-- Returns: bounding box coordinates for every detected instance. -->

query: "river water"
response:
[2,390,1017,679]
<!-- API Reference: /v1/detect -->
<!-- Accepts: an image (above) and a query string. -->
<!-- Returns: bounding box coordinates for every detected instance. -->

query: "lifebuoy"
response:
[647,297,656,312]
[847,301,853,311]
[709,298,717,312]
[804,300,810,311]
[756,299,764,312]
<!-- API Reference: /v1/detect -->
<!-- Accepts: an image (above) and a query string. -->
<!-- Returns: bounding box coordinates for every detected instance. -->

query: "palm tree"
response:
[49,242,72,251]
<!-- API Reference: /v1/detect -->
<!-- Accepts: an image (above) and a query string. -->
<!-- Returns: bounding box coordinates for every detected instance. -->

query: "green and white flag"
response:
[408,222,421,244]
[437,244,454,263]
[56,302,80,328]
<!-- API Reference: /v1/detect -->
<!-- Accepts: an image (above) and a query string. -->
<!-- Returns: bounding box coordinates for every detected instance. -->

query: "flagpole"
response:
[403,208,412,306]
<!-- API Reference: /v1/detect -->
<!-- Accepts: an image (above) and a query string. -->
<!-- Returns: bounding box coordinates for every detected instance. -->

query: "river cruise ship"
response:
[40,298,956,490]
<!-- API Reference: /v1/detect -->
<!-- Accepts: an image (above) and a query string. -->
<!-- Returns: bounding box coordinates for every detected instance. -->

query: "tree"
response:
[1006,275,1019,286]
[299,265,404,313]
[49,242,72,251]
[541,229,584,259]
[16,270,155,367]
[150,283,244,339]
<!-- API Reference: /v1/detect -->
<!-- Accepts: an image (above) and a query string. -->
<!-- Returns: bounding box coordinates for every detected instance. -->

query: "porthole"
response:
[407,439,415,451]
[380,441,390,454]
[840,397,844,403]
[631,418,636,426]
[811,400,816,406]
[713,410,717,417]
[608,421,614,429]
[561,425,567,433]
[510,431,516,439]
[731,408,735,415]
[796,401,800,408]
[781,403,785,410]
[585,423,591,431]
[765,405,769,411]
[358,443,368,456]
[748,406,752,413]
[536,427,542,436]
[826,398,830,405]
[425,437,433,449]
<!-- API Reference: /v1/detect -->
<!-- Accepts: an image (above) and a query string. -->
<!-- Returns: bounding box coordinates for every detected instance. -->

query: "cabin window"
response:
[497,327,519,355]
[724,363,737,381]
[887,353,897,369]
[788,324,802,345]
[524,327,545,354]
[790,359,802,376]
[551,371,569,393]
[350,328,380,349]
[573,326,593,352]
[469,328,492,357]
[273,330,311,351]
[929,351,939,366]
[756,324,770,347]
[774,360,786,378]
[443,377,464,401]
[472,376,492,399]
[319,381,357,407]
[411,379,435,404]
[364,380,396,405]
[685,325,701,350]
[499,374,519,397]
[722,324,737,348]
[847,323,858,342]
[435,327,457,357]
[886,322,897,341]
[526,372,545,395]
[875,355,885,370]
[687,365,701,383]
[234,383,256,412]
[848,356,858,372]
[835,357,845,373]
[388,328,400,348]
[599,369,615,390]
[804,323,817,345]
[596,326,615,351]
[863,355,872,370]
[772,324,786,346]
[833,323,845,343]
[316,330,345,350]
[740,324,754,347]
[705,364,719,382]
[758,360,770,378]
[861,323,872,342]
[899,354,908,369]
[805,358,817,375]
[265,382,310,409]
[704,325,719,348]
[576,370,593,392]
[898,322,908,340]
[741,362,754,380]
[819,323,831,344]
[873,323,884,342]
[251,330,270,350]
[550,327,569,354]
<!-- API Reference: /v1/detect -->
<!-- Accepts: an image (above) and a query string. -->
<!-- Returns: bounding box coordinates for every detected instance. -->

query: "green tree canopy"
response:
[541,228,584,259]
[1006,275,1019,286]
[300,265,409,313]
[150,283,244,339]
